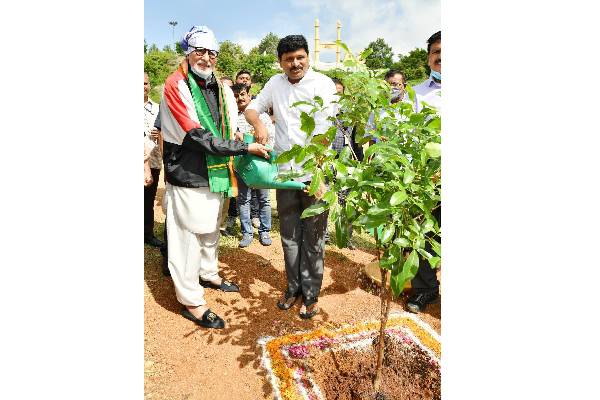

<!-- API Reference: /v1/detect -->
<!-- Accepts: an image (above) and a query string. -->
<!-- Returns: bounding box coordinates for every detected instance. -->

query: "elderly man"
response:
[244,35,337,319]
[160,25,270,329]
[407,30,442,314]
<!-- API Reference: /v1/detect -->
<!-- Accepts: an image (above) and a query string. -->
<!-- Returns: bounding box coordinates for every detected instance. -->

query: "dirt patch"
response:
[309,334,440,400]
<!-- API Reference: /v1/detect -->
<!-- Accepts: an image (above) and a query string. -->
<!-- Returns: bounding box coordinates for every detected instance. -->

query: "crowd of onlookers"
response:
[144,26,441,329]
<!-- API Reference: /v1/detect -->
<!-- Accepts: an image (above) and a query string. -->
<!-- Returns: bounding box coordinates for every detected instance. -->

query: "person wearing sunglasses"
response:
[159,25,270,329]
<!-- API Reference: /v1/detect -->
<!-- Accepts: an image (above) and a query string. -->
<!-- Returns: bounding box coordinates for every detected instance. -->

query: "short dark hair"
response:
[235,70,252,80]
[384,69,404,82]
[277,35,309,59]
[332,78,343,87]
[427,31,441,54]
[231,83,249,94]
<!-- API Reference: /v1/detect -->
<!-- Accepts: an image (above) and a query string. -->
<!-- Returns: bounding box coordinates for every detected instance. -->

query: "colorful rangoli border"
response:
[258,312,441,400]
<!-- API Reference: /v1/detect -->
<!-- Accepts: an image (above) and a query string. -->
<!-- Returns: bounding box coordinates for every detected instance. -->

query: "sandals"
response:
[299,298,319,319]
[277,290,300,310]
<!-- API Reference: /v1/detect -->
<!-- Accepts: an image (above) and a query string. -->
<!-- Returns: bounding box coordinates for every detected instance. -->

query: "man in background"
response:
[144,72,164,248]
[231,83,275,247]
[407,30,442,314]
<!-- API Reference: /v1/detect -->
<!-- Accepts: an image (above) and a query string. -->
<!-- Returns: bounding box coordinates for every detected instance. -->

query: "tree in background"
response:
[363,38,394,70]
[144,46,181,102]
[256,32,279,56]
[393,48,429,83]
[216,40,245,80]
[240,48,278,87]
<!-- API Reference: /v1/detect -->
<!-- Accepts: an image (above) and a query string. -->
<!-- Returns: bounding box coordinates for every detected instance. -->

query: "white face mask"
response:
[191,65,213,80]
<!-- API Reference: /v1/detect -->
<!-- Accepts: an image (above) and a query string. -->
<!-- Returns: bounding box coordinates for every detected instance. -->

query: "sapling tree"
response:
[275,42,441,396]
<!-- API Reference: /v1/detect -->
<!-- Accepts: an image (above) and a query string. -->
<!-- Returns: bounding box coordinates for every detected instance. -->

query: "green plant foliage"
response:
[216,40,245,80]
[392,48,429,82]
[363,38,394,70]
[277,43,441,299]
[144,45,182,102]
[256,32,280,56]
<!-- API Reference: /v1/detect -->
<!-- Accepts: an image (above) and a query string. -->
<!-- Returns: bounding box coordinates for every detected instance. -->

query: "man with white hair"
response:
[160,25,270,329]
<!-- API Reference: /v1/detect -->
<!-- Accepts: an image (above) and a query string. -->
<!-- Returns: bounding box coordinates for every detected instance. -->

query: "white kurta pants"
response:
[165,183,224,306]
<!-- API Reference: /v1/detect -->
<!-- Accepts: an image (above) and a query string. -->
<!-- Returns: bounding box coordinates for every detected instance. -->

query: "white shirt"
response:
[247,68,337,180]
[413,77,441,113]
[144,99,162,169]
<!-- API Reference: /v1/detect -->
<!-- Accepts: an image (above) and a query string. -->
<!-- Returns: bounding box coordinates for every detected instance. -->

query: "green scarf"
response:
[187,70,235,197]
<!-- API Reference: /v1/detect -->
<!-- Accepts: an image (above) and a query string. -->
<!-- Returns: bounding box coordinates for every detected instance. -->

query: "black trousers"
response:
[276,189,328,302]
[411,205,441,293]
[228,196,238,217]
[144,168,161,239]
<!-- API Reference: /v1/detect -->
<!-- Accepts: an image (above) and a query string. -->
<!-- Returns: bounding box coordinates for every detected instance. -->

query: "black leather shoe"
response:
[144,236,164,248]
[277,290,300,310]
[299,297,319,319]
[181,308,225,329]
[407,291,439,313]
[200,279,240,292]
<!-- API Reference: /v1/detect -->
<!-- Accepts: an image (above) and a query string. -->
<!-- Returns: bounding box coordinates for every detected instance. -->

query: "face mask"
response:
[191,65,213,80]
[391,87,404,102]
[430,70,441,81]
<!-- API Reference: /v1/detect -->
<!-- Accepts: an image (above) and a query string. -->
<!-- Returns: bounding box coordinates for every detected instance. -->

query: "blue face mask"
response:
[430,70,441,81]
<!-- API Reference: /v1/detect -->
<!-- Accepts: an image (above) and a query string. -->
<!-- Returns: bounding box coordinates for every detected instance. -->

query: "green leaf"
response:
[291,100,314,108]
[275,145,302,164]
[356,214,388,229]
[403,169,416,185]
[367,205,391,217]
[300,111,315,136]
[394,237,410,247]
[390,190,408,206]
[294,147,306,163]
[428,257,441,268]
[322,190,336,205]
[417,248,433,260]
[314,96,323,108]
[308,169,323,196]
[300,202,328,219]
[425,142,441,158]
[380,224,396,244]
[360,47,373,60]
[426,116,441,131]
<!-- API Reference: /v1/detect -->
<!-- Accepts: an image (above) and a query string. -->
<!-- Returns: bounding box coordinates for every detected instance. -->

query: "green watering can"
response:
[234,133,306,190]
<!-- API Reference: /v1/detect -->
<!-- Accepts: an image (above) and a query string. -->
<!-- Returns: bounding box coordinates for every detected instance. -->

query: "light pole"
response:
[168,21,178,45]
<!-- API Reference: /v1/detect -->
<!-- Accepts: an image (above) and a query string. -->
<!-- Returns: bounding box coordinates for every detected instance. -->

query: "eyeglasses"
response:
[388,81,405,88]
[190,47,218,59]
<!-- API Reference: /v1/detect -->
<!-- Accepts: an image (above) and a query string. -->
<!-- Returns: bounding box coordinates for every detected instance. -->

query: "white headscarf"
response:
[180,25,218,55]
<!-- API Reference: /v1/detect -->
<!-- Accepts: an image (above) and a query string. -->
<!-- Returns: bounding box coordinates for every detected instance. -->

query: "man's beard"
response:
[191,64,213,80]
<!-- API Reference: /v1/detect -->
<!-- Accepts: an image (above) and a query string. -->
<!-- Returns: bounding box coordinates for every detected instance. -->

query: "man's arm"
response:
[244,78,274,145]
[244,109,268,145]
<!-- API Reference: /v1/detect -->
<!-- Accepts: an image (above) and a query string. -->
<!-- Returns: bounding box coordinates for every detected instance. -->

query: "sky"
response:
[144,0,440,62]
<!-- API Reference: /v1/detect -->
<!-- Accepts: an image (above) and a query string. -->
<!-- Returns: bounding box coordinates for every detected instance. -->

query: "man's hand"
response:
[150,127,161,143]
[247,143,270,159]
[244,109,268,144]
[253,123,268,145]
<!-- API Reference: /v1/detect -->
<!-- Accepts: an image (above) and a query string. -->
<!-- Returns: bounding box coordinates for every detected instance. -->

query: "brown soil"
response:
[145,176,441,399]
[309,334,440,400]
